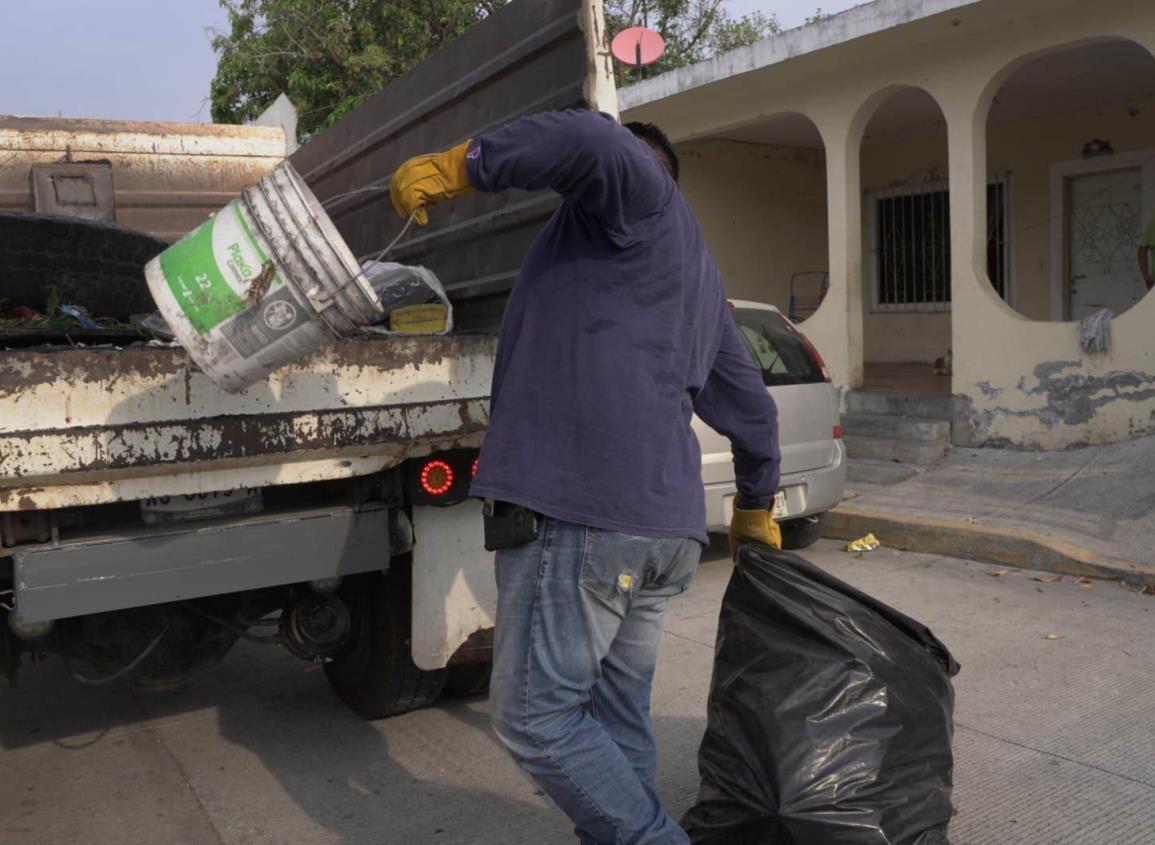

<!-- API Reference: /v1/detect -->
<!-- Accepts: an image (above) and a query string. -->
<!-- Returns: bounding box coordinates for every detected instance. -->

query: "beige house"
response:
[620,0,1155,450]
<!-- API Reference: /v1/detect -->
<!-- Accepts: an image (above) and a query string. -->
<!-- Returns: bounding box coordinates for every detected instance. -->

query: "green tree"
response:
[210,0,506,139]
[605,1,780,81]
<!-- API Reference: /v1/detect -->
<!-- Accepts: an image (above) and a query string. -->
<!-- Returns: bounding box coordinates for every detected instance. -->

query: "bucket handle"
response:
[264,171,375,325]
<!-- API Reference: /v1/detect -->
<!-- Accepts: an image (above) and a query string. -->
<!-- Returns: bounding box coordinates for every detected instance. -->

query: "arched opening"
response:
[675,112,828,322]
[858,87,952,395]
[985,38,1155,321]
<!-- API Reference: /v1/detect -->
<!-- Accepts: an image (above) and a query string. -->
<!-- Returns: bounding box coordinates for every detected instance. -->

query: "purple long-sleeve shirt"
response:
[465,109,779,544]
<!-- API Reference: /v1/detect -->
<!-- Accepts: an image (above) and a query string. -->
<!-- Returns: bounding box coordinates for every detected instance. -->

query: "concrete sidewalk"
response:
[3,542,1152,844]
[827,434,1155,587]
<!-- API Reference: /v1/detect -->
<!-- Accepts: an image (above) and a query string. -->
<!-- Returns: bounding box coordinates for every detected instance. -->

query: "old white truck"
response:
[0,0,617,717]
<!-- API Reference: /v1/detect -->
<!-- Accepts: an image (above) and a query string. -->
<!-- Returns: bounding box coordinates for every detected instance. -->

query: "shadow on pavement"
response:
[0,648,562,844]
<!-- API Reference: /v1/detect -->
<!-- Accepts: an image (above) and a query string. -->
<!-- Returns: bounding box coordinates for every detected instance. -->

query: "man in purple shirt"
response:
[391,109,780,843]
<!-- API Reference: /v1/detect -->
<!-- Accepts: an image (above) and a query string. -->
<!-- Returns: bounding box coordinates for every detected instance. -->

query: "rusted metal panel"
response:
[0,4,619,512]
[0,334,496,511]
[2,456,394,515]
[290,0,617,321]
[0,115,286,241]
[30,162,116,221]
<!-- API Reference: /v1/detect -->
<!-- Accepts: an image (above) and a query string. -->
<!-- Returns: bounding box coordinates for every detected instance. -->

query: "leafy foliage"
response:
[210,0,505,139]
[605,1,780,81]
[210,0,788,137]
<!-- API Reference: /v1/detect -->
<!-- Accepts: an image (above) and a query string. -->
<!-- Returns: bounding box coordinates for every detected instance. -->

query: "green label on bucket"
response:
[160,216,247,335]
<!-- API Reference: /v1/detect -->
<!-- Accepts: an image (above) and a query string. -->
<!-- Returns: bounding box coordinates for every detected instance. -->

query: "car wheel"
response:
[780,513,827,550]
[323,559,447,719]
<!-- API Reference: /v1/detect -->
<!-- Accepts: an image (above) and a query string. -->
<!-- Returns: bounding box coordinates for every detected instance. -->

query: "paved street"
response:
[1,540,1152,845]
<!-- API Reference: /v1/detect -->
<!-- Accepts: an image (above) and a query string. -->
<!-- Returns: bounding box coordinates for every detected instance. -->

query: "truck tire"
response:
[780,512,827,550]
[443,662,492,698]
[0,212,167,320]
[323,560,447,719]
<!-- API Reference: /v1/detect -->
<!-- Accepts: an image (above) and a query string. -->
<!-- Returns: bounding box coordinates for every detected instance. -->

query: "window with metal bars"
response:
[868,177,1010,310]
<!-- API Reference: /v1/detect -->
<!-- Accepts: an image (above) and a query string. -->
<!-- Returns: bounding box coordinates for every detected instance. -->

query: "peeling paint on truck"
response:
[0,335,496,511]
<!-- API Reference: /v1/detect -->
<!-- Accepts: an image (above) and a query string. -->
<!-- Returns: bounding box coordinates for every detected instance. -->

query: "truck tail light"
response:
[833,425,843,440]
[419,459,454,497]
[472,457,480,478]
[406,449,479,506]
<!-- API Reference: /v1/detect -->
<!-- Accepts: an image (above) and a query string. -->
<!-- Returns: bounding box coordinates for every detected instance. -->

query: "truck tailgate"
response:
[0,334,495,511]
[291,0,617,320]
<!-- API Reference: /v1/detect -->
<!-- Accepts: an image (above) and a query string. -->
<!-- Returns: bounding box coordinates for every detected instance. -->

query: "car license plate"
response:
[141,488,263,525]
[772,490,789,519]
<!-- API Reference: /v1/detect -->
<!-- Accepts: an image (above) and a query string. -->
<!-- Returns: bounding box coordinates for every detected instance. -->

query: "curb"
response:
[823,505,1155,589]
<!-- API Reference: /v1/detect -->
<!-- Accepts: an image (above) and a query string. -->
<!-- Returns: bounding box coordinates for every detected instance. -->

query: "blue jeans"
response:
[489,517,702,845]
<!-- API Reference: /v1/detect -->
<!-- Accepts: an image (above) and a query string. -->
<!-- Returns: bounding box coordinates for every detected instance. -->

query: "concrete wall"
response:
[860,125,952,363]
[854,90,1155,360]
[989,91,1155,321]
[677,140,828,310]
[684,94,1155,366]
[621,0,1155,449]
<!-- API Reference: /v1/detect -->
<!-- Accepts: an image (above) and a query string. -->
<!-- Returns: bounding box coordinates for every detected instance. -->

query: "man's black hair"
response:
[625,121,680,183]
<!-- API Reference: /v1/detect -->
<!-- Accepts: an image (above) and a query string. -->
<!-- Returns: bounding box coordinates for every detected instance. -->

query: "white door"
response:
[1067,169,1147,319]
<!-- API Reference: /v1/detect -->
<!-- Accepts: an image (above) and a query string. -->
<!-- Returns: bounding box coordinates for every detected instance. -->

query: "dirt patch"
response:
[247,261,278,305]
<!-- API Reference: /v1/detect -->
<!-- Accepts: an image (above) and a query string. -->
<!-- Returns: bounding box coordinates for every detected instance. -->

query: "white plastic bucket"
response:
[144,162,382,392]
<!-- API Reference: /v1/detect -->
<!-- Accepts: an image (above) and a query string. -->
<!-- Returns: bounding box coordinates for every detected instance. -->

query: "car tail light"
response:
[789,324,832,383]
[419,459,454,497]
[833,425,842,440]
[471,457,480,477]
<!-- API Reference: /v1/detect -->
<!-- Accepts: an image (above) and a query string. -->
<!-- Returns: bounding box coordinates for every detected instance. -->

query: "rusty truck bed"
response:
[0,333,495,511]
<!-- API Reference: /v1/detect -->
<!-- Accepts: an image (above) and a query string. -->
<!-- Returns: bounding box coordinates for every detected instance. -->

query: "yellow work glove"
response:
[389,140,475,226]
[728,505,782,560]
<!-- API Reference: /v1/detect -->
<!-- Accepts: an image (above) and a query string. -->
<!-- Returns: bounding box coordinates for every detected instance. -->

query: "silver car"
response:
[694,300,847,549]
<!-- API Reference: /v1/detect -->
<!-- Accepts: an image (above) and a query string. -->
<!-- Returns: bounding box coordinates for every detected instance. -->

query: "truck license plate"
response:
[141,489,263,525]
[772,490,789,519]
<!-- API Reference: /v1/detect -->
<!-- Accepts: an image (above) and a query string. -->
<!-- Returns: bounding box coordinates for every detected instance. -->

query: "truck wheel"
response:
[780,513,827,550]
[323,560,446,719]
[443,662,492,698]
[0,212,166,321]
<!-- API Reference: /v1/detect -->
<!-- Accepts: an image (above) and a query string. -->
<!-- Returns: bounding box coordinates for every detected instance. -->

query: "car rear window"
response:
[731,308,825,387]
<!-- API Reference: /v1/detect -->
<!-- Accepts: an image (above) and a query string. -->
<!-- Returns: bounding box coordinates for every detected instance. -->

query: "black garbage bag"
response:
[681,543,961,845]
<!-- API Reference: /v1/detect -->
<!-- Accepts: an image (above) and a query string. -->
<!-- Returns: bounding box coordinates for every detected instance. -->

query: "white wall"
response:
[677,140,828,310]
[860,124,952,363]
[623,0,1155,449]
[989,92,1155,320]
[675,91,1155,365]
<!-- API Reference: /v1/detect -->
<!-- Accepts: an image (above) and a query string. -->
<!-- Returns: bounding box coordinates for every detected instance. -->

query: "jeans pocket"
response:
[577,529,646,609]
[635,538,701,600]
[662,539,702,595]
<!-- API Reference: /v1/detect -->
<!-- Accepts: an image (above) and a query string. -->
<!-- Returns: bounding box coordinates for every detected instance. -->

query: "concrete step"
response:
[841,412,950,443]
[843,433,949,464]
[846,458,921,485]
[845,390,952,420]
